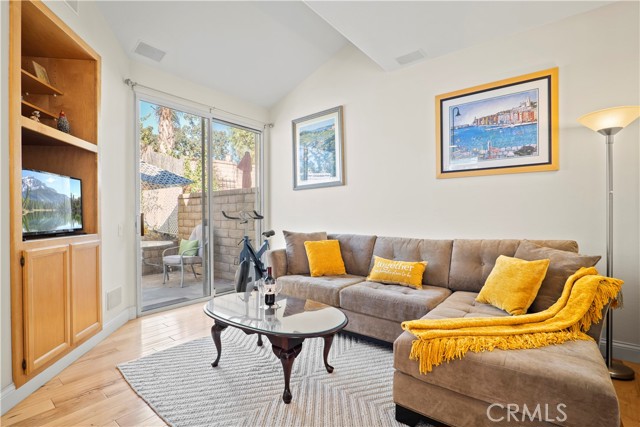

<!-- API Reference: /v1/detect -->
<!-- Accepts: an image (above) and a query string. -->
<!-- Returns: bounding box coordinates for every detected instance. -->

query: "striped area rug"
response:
[118,328,430,427]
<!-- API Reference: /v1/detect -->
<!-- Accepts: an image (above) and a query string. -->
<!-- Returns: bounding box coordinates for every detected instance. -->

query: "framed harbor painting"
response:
[292,106,344,190]
[436,68,558,178]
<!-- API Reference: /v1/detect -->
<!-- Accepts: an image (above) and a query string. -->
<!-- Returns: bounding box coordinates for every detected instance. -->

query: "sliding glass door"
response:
[135,96,263,314]
[210,120,262,294]
[137,98,211,313]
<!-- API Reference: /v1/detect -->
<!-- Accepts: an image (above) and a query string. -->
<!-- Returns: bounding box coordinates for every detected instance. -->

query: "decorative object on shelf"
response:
[292,106,344,190]
[32,61,50,84]
[29,110,40,122]
[436,68,559,179]
[57,111,70,133]
[578,105,640,381]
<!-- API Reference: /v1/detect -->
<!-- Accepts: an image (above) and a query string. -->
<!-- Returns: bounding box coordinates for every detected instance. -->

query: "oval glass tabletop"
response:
[204,292,347,338]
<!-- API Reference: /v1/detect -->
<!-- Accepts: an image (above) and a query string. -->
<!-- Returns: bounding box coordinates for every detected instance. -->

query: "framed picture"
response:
[436,68,558,179]
[32,61,50,84]
[292,106,344,190]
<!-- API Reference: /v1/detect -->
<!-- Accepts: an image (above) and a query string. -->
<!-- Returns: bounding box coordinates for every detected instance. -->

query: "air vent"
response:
[134,41,166,62]
[64,0,79,14]
[395,49,426,66]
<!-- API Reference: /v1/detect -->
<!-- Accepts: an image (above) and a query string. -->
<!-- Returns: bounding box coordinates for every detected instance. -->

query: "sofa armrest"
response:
[265,249,287,279]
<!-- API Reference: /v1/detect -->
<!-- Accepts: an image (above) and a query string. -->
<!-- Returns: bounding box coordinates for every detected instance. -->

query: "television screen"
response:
[22,169,83,237]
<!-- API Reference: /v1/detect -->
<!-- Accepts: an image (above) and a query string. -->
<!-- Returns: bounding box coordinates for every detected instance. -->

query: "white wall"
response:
[268,2,640,353]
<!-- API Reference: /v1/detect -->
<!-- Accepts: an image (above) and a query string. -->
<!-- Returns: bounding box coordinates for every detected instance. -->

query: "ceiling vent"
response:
[64,0,79,14]
[395,49,426,66]
[134,41,166,62]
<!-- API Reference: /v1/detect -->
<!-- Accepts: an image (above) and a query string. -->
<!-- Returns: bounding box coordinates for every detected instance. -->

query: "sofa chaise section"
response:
[394,313,618,427]
[392,239,618,427]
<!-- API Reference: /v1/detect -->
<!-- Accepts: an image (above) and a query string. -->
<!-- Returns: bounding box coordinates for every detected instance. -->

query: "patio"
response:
[141,272,235,311]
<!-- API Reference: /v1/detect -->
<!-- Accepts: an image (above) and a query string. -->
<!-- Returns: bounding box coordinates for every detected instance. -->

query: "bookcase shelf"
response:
[21,116,97,153]
[21,99,57,120]
[21,69,64,96]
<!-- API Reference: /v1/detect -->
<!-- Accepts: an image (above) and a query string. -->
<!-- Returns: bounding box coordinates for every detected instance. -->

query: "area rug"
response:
[118,328,431,427]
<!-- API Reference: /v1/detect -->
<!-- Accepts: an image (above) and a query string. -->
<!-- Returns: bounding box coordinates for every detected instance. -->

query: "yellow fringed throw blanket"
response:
[401,267,623,374]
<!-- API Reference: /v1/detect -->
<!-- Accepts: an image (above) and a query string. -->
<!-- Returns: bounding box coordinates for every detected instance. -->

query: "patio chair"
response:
[162,224,204,287]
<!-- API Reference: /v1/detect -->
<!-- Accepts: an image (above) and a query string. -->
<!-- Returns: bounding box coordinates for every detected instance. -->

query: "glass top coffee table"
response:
[203,292,348,404]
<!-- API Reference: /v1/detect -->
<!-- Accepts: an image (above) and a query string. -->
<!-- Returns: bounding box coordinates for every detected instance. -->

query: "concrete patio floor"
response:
[141,272,235,311]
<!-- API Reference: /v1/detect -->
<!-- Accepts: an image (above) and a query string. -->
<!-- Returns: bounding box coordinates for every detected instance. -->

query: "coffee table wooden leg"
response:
[257,333,263,347]
[322,334,335,373]
[210,322,227,367]
[271,343,303,404]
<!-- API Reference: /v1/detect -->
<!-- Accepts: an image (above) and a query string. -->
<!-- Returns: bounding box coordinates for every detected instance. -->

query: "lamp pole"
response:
[578,105,639,381]
[601,127,633,380]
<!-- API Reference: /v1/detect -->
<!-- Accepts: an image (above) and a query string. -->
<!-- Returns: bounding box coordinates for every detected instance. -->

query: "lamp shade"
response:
[578,106,640,133]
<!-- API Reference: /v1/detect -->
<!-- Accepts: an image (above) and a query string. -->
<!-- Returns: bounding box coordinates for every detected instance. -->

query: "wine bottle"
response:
[264,266,276,306]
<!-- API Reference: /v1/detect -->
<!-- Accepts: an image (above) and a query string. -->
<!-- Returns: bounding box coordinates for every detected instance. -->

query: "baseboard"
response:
[599,339,640,363]
[0,306,135,415]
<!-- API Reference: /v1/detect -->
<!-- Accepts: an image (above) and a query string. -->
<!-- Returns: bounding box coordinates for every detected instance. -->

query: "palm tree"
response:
[154,106,179,155]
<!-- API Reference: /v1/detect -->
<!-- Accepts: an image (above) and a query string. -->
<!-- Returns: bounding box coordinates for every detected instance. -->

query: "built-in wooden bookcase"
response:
[9,0,102,387]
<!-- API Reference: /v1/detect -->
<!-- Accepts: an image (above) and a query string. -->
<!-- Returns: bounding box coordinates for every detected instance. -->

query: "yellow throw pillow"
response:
[476,255,550,315]
[367,256,427,289]
[304,240,347,277]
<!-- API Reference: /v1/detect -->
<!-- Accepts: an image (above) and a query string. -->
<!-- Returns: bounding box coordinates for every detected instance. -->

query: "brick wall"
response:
[178,188,258,282]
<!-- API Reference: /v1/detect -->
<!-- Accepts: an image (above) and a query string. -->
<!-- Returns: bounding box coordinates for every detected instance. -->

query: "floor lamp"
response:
[578,105,640,381]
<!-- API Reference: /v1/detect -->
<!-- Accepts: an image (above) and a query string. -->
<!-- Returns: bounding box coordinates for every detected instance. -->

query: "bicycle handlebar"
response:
[222,210,265,221]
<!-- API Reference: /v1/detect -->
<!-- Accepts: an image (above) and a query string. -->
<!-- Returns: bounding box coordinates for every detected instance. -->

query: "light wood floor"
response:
[2,302,639,427]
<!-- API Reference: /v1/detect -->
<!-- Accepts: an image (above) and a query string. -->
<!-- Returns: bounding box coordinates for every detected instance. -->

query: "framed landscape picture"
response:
[292,106,344,190]
[436,68,558,178]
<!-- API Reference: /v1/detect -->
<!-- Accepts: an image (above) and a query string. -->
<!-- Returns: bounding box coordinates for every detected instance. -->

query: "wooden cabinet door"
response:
[70,241,102,344]
[23,245,71,374]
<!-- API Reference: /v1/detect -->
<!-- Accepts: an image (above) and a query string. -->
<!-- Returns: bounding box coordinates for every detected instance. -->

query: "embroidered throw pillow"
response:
[366,256,427,289]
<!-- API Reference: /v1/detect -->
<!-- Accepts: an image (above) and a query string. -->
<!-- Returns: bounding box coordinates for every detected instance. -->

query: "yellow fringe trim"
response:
[404,270,623,374]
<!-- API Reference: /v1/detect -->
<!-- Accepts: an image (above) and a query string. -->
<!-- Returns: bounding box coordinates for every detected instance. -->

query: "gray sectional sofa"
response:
[266,233,619,427]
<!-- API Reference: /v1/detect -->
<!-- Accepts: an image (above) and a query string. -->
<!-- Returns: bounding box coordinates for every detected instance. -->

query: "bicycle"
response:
[221,210,275,293]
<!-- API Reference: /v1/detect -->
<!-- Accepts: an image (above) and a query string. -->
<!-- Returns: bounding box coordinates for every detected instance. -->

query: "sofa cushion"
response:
[340,281,451,323]
[515,240,601,313]
[448,239,579,292]
[277,274,364,307]
[476,255,550,315]
[425,291,510,320]
[394,331,617,427]
[328,234,377,276]
[283,230,327,275]
[370,236,453,288]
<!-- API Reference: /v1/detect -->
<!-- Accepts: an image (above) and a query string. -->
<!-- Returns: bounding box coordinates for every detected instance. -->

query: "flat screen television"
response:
[22,169,83,239]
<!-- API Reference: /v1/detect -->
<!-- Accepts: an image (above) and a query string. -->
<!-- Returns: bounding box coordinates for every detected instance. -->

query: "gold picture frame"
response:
[32,61,50,84]
[436,68,559,179]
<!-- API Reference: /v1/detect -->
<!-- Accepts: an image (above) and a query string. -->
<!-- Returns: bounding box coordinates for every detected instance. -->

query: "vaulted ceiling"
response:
[97,1,610,107]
